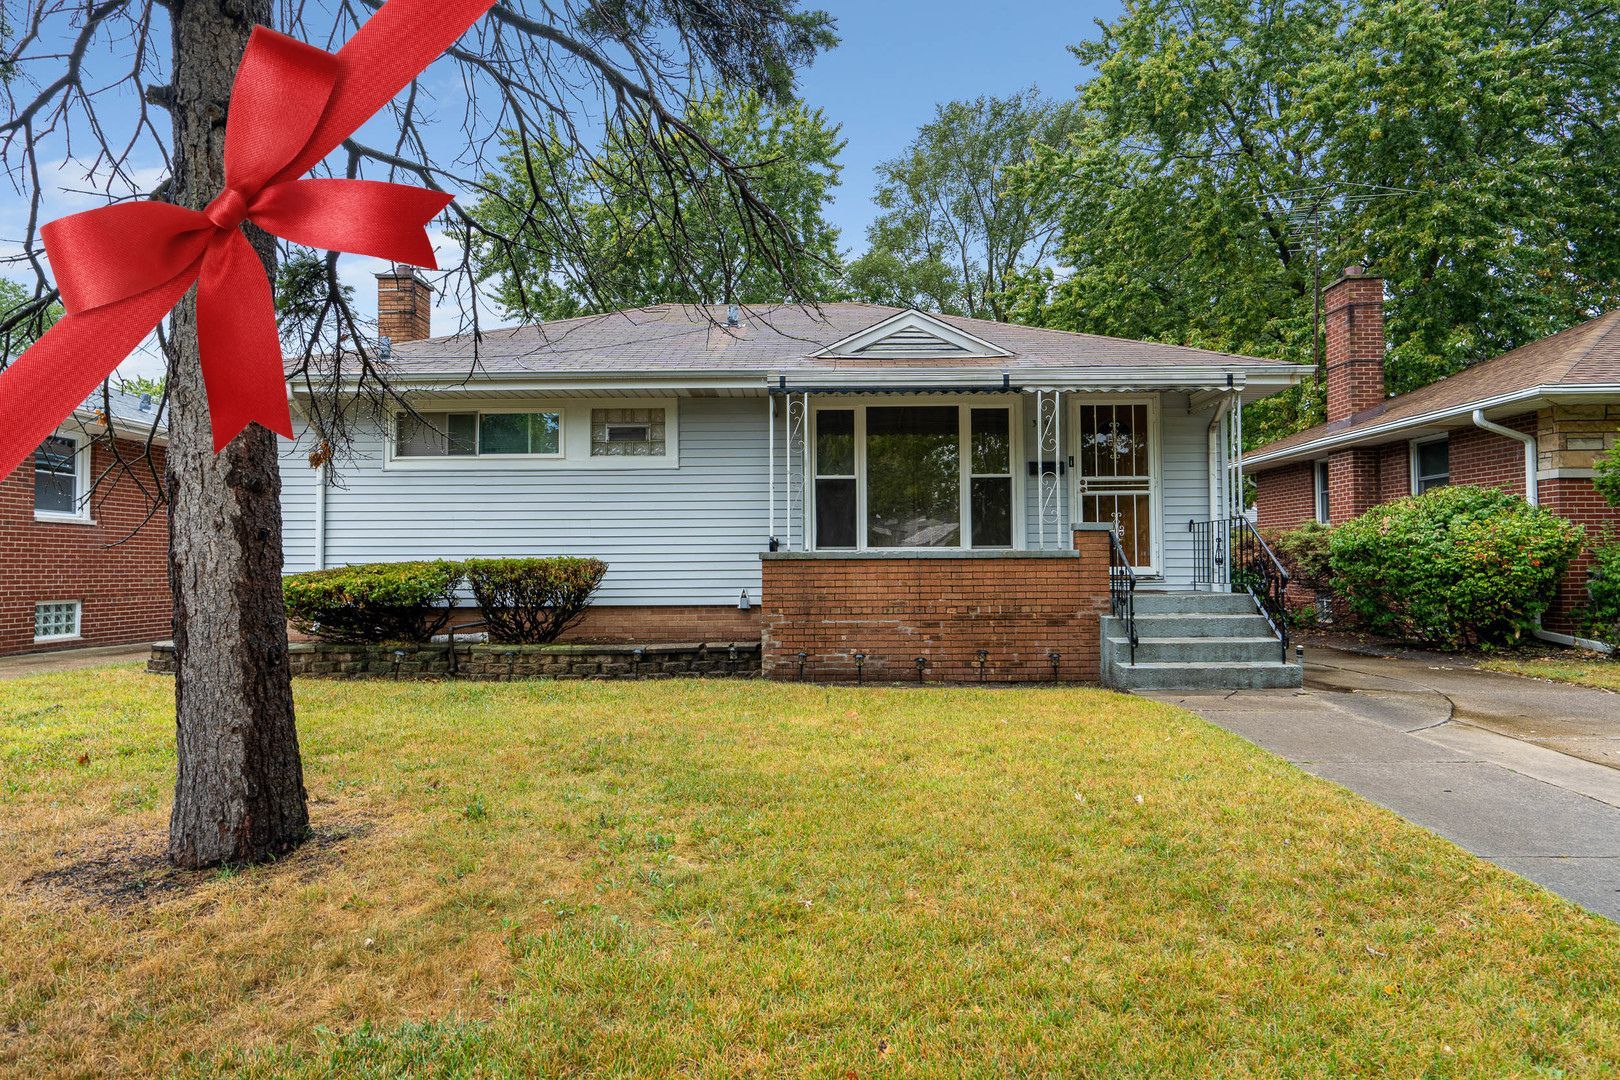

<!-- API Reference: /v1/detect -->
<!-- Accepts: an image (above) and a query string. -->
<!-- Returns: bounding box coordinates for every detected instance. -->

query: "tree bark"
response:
[166,0,309,868]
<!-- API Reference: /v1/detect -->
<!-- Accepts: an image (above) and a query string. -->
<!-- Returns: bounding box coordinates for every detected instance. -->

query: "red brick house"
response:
[0,388,172,656]
[1246,266,1620,643]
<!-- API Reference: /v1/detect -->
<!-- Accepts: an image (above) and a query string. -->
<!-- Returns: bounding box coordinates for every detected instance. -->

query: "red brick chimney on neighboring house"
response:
[1323,265,1385,422]
[376,269,433,345]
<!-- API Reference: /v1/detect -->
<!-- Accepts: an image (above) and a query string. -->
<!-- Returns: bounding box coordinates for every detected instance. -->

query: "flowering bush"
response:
[464,557,606,644]
[283,560,464,643]
[1328,486,1583,649]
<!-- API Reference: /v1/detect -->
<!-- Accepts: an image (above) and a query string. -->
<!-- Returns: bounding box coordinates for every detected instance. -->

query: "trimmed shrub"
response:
[1269,521,1335,594]
[283,560,464,644]
[1579,536,1620,647]
[465,557,606,644]
[1327,486,1583,649]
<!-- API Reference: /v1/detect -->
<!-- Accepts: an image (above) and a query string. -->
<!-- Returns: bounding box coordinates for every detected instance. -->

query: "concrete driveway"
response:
[1147,644,1620,921]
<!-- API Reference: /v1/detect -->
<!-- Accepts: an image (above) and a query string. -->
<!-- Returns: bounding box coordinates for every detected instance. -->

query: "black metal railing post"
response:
[1107,530,1139,666]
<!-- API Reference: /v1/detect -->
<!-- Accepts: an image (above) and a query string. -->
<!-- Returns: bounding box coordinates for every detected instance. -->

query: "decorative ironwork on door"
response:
[1076,402,1154,570]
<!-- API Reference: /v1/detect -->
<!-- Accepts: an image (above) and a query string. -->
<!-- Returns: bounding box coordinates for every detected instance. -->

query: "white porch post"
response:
[767,393,775,546]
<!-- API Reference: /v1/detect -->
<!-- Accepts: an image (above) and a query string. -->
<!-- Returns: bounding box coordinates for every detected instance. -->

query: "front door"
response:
[1074,399,1157,573]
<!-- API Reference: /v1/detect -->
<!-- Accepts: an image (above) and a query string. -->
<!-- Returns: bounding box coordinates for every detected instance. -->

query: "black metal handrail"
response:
[1189,517,1290,664]
[1107,529,1139,666]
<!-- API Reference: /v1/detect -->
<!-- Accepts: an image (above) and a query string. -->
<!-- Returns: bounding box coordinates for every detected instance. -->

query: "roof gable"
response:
[813,309,1011,359]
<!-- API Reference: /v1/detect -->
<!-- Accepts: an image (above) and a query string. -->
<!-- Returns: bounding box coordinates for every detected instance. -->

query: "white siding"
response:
[279,396,772,606]
[278,389,1220,600]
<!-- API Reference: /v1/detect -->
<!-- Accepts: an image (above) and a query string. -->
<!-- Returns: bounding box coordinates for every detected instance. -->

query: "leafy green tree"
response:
[1014,0,1620,444]
[274,251,354,353]
[466,90,845,320]
[847,89,1076,320]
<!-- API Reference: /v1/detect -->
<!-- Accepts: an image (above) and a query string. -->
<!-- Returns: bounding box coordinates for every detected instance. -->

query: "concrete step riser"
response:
[1105,662,1304,691]
[1130,614,1275,638]
[1112,637,1288,665]
[1132,592,1258,616]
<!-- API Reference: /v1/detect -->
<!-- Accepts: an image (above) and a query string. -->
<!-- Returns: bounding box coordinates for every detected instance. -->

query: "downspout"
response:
[314,461,327,571]
[1471,409,1537,504]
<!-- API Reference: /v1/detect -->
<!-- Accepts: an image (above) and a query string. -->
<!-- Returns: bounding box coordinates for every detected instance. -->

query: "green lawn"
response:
[1480,654,1620,692]
[4,667,1620,1077]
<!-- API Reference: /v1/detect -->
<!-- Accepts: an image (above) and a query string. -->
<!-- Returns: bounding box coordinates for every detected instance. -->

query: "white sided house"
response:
[279,271,1311,688]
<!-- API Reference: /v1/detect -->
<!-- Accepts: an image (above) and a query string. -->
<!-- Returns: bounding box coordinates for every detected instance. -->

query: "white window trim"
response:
[33,599,83,643]
[1313,459,1331,524]
[33,430,95,525]
[383,398,679,471]
[807,395,1025,553]
[1409,433,1450,495]
[1068,393,1162,576]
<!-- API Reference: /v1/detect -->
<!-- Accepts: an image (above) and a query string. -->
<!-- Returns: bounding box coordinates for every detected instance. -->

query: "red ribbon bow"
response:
[0,0,496,478]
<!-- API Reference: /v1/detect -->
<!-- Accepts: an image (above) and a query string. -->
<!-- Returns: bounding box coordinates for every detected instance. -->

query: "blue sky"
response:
[798,0,1117,245]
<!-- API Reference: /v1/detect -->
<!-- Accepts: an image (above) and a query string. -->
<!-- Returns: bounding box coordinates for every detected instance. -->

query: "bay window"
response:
[812,401,1017,551]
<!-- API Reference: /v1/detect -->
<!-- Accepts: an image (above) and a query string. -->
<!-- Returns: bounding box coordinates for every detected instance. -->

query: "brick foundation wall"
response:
[758,530,1112,683]
[150,639,759,680]
[407,604,760,645]
[1,437,172,656]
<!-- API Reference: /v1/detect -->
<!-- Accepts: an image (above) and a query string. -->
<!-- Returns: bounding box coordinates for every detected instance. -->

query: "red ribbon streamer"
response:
[0,0,496,478]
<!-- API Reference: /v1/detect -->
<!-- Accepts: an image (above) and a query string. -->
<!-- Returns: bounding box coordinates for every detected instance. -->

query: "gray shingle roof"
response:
[374,303,1303,378]
[1251,309,1620,461]
[75,385,167,433]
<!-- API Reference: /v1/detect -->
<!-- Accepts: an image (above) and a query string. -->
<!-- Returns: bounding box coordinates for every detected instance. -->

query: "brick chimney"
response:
[1322,265,1385,422]
[376,269,433,345]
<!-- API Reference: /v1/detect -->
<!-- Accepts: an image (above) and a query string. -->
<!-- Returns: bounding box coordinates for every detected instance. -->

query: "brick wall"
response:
[1542,477,1620,634]
[1254,461,1315,530]
[758,530,1112,683]
[1,437,172,656]
[150,639,758,680]
[423,604,760,645]
[1326,447,1381,523]
[1449,415,1534,495]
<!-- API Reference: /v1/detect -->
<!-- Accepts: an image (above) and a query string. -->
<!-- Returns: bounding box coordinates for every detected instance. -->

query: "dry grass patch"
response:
[2,666,1619,1076]
[1480,654,1620,692]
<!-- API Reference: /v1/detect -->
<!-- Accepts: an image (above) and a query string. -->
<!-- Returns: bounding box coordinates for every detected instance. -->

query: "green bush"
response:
[1579,536,1620,647]
[1594,438,1620,509]
[1268,521,1335,594]
[465,557,606,644]
[1327,486,1583,649]
[283,561,464,644]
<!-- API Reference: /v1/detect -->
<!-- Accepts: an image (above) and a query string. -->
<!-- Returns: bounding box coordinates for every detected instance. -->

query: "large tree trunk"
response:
[166,0,308,868]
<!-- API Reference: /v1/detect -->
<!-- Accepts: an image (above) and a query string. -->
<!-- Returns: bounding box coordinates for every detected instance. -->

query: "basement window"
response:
[34,601,81,643]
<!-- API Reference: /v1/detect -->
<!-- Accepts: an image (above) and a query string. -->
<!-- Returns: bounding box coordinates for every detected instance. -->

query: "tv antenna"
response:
[1254,182,1414,379]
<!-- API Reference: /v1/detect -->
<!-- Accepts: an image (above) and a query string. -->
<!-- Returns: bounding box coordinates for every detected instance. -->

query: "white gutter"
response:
[1245,384,1620,470]
[1471,409,1538,504]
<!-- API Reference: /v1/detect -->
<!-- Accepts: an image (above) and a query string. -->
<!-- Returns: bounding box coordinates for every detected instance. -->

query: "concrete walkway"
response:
[1147,645,1620,921]
[0,643,150,679]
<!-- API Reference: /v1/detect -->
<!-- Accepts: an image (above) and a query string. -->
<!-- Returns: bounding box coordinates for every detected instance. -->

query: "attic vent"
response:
[853,327,974,358]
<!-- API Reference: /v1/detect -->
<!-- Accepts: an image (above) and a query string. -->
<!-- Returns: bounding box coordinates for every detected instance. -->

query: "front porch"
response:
[754,380,1301,687]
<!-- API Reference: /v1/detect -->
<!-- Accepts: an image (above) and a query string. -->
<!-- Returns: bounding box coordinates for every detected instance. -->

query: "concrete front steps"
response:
[1101,591,1303,691]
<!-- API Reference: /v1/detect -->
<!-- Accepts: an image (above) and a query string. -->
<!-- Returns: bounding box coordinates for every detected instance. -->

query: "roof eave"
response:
[1243,383,1620,471]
